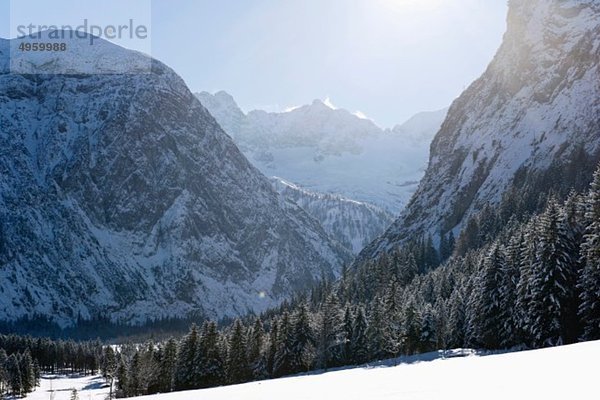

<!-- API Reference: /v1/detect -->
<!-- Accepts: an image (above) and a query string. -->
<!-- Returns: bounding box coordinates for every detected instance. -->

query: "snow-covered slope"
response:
[29,375,108,400]
[272,178,394,254]
[358,0,600,260]
[196,92,447,213]
[0,31,351,326]
[123,341,600,400]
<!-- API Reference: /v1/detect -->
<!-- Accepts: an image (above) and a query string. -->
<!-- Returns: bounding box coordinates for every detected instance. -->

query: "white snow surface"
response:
[27,374,108,400]
[122,341,600,400]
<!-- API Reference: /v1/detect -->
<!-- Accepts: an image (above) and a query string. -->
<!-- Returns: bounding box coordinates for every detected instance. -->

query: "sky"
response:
[0,0,508,127]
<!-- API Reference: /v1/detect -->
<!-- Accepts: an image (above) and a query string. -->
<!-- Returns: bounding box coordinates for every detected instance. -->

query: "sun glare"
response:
[378,0,443,12]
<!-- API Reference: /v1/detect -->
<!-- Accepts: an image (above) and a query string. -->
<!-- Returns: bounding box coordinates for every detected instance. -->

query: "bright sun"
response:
[378,0,443,12]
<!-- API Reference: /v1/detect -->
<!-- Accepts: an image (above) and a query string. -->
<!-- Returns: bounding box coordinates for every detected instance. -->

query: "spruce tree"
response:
[115,358,128,397]
[419,303,438,352]
[499,232,522,348]
[19,350,35,394]
[266,319,278,376]
[0,349,8,395]
[159,338,177,392]
[202,322,225,387]
[273,312,294,377]
[247,318,268,379]
[226,319,250,384]
[351,307,369,364]
[342,306,354,364]
[6,354,21,396]
[366,298,388,361]
[529,199,575,346]
[447,283,467,348]
[173,324,199,391]
[470,243,506,349]
[400,298,420,355]
[290,303,315,373]
[382,278,401,357]
[579,167,600,340]
[316,293,343,369]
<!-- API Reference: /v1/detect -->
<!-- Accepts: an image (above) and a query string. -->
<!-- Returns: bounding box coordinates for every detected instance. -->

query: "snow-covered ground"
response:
[127,341,598,400]
[28,374,108,400]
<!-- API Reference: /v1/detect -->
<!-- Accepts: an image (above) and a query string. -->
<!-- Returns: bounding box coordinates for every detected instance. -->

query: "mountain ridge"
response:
[0,33,350,326]
[196,91,447,213]
[355,0,600,263]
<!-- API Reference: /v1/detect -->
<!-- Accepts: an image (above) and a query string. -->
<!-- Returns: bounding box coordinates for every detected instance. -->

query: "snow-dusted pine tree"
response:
[529,199,575,347]
[579,167,600,341]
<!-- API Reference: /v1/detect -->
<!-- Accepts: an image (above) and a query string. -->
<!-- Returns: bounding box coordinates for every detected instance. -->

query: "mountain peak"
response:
[309,98,337,110]
[0,38,349,325]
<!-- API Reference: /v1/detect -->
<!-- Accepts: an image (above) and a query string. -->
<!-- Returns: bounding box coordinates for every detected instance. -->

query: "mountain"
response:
[271,178,394,254]
[196,92,447,213]
[0,32,351,326]
[357,0,600,261]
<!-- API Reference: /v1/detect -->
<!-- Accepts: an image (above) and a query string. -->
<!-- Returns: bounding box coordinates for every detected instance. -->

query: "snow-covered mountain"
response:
[271,178,394,254]
[196,91,447,214]
[357,0,600,261]
[0,32,351,326]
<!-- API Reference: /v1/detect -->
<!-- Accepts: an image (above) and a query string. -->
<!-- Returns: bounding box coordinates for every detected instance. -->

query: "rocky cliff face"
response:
[0,33,350,326]
[357,0,600,261]
[272,178,394,254]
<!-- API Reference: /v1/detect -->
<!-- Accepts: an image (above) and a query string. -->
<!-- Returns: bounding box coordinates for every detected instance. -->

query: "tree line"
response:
[110,166,600,398]
[0,334,103,397]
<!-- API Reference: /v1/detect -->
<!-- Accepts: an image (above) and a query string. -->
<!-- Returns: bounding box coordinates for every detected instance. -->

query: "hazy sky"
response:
[1,0,508,127]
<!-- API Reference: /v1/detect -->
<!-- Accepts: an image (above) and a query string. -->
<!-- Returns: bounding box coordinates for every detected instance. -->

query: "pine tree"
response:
[382,278,401,357]
[226,319,250,384]
[579,167,600,340]
[101,346,117,399]
[470,243,506,349]
[127,352,142,396]
[290,303,315,373]
[19,349,35,393]
[560,192,586,343]
[0,349,8,395]
[196,322,224,388]
[266,319,278,376]
[397,251,419,285]
[529,199,576,346]
[115,358,128,397]
[400,298,420,355]
[419,303,437,352]
[341,306,354,364]
[514,220,539,347]
[159,338,177,392]
[247,318,268,379]
[173,324,199,391]
[351,307,369,364]
[137,342,160,395]
[316,293,343,369]
[499,232,522,348]
[273,312,294,378]
[366,298,388,361]
[447,283,467,348]
[6,354,21,396]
